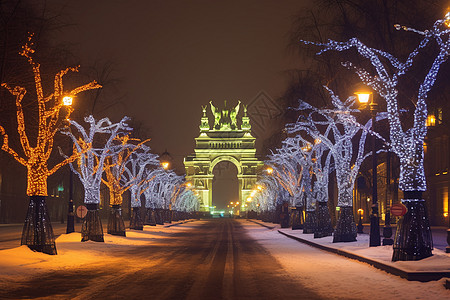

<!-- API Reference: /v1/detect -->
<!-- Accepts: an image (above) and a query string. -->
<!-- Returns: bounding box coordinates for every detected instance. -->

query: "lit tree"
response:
[304,15,450,260]
[311,141,334,238]
[173,189,199,215]
[281,137,317,232]
[268,151,303,208]
[143,168,167,225]
[285,133,334,237]
[125,145,160,230]
[0,36,101,254]
[102,135,148,236]
[164,173,184,223]
[60,115,131,242]
[142,168,182,224]
[287,89,375,242]
[251,175,280,219]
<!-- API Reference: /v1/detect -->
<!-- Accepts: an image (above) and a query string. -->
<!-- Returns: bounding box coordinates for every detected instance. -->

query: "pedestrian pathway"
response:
[248,219,450,282]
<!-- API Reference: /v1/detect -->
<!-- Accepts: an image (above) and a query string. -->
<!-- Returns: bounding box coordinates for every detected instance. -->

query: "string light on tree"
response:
[0,34,101,254]
[60,116,132,242]
[302,15,450,260]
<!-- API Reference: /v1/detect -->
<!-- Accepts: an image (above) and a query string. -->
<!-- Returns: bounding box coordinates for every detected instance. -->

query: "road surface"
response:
[0,218,323,300]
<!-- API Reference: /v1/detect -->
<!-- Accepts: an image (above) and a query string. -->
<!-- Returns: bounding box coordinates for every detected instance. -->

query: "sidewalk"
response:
[248,220,450,283]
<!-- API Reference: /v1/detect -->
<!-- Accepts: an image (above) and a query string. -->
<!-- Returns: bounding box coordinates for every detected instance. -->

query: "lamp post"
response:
[383,151,393,245]
[63,96,75,234]
[356,90,380,247]
[357,208,364,233]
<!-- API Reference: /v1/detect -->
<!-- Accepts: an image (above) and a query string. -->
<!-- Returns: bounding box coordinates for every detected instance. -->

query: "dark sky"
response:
[57,0,309,172]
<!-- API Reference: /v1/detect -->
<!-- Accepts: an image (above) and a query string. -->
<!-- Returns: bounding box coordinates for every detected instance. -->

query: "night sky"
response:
[57,0,309,173]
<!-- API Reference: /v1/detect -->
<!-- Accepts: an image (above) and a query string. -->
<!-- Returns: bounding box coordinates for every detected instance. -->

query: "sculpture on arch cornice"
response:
[230,100,241,129]
[209,101,221,128]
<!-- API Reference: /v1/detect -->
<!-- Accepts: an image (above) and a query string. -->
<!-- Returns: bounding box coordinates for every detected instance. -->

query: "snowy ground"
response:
[0,219,448,299]
[0,220,200,290]
[242,220,449,300]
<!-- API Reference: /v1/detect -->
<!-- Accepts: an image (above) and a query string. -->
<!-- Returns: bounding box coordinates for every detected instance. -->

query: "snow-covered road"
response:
[0,219,448,299]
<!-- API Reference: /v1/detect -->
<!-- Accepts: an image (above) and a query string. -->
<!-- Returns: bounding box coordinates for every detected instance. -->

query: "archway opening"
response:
[212,161,239,212]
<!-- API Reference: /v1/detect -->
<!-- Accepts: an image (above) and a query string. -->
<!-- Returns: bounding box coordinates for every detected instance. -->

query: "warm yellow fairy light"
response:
[0,34,101,196]
[266,167,273,174]
[102,136,150,205]
[161,161,169,169]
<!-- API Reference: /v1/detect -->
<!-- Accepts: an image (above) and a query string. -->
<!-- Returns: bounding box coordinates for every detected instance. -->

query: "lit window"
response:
[426,114,435,127]
[443,187,448,218]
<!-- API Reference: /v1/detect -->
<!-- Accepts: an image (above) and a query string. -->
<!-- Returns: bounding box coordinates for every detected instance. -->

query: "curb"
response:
[247,219,276,230]
[277,230,450,282]
[163,219,196,228]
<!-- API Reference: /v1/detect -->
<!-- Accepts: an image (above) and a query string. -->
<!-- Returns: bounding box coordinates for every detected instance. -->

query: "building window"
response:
[443,186,448,218]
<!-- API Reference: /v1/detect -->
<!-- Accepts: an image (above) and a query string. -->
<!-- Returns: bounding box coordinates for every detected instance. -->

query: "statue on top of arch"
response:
[209,100,241,131]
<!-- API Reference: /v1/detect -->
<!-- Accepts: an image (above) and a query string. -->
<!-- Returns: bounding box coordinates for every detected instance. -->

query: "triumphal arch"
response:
[184,101,263,212]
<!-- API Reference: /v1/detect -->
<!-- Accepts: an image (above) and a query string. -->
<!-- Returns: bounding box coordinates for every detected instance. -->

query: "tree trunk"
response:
[392,191,433,261]
[314,201,333,238]
[333,206,357,242]
[291,206,303,230]
[144,208,157,226]
[108,204,126,236]
[129,207,143,230]
[81,203,104,242]
[21,196,57,255]
[303,210,316,234]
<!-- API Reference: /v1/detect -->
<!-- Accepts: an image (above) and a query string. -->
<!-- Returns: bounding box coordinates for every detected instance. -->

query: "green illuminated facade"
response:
[184,101,263,212]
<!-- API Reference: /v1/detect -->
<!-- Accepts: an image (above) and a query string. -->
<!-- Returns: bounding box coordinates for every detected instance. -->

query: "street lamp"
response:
[63,96,75,234]
[357,208,364,233]
[356,89,380,247]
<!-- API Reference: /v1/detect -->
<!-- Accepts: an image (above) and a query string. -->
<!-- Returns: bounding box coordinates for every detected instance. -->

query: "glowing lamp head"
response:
[63,96,73,106]
[357,208,363,215]
[186,182,192,188]
[161,161,170,169]
[355,91,371,104]
[445,11,450,27]
[230,202,234,205]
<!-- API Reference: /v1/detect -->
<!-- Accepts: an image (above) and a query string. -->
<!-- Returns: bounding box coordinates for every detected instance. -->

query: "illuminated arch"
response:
[184,101,263,213]
[209,155,242,175]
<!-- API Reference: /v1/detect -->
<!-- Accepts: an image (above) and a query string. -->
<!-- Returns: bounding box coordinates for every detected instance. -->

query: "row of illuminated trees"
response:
[248,14,450,261]
[0,36,199,255]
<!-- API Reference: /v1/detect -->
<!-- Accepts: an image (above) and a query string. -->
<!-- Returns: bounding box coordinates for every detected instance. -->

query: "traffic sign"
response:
[76,205,88,218]
[391,203,407,217]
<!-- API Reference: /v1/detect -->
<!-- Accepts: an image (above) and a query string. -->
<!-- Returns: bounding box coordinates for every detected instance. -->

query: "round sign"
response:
[391,203,408,217]
[76,205,88,218]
